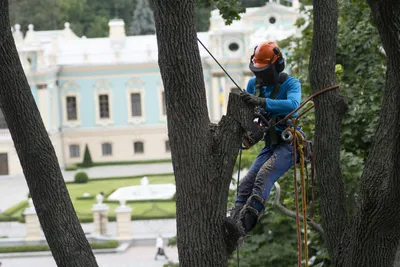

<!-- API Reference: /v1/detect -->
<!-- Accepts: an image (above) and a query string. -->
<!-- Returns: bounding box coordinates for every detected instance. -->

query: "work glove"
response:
[240,92,266,107]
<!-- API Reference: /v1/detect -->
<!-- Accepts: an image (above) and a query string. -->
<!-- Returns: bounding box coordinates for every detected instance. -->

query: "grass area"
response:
[6,174,176,223]
[0,240,119,253]
[73,158,172,169]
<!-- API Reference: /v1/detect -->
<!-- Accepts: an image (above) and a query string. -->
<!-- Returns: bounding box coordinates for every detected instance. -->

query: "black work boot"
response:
[230,204,244,222]
[240,195,265,234]
[224,204,245,257]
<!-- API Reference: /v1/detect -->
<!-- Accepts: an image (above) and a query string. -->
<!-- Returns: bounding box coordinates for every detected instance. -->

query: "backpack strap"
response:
[267,72,288,145]
[270,72,288,99]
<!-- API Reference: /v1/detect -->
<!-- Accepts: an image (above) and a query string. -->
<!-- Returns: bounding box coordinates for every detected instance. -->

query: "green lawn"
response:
[69,175,176,221]
[8,175,176,223]
[67,175,175,199]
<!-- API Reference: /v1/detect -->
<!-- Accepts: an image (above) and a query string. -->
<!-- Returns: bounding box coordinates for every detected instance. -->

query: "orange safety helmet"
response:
[252,41,282,68]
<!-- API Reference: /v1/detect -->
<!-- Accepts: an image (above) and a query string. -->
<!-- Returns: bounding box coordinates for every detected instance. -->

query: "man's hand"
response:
[240,92,266,107]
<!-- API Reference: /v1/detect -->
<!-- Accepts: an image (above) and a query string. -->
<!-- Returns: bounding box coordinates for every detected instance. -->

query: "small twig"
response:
[274,182,324,236]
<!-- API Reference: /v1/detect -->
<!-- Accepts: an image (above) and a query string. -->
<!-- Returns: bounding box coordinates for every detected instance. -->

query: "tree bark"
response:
[336,1,400,266]
[309,0,348,263]
[152,1,254,266]
[0,2,98,267]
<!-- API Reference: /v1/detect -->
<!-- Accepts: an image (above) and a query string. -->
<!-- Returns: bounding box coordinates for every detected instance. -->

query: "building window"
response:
[134,141,144,154]
[165,140,170,152]
[66,96,77,121]
[69,145,80,158]
[130,93,142,117]
[162,91,166,115]
[99,94,110,119]
[102,143,112,156]
[0,109,7,129]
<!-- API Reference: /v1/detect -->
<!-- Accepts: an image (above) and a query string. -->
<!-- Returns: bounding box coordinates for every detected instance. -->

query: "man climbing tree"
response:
[229,41,303,238]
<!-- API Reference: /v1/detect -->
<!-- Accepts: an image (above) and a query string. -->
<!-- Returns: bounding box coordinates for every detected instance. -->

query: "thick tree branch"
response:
[152,1,250,265]
[0,1,98,267]
[309,0,348,262]
[273,182,324,236]
[336,1,400,266]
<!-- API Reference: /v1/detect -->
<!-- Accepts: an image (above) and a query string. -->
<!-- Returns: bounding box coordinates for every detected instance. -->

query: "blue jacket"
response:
[245,74,301,118]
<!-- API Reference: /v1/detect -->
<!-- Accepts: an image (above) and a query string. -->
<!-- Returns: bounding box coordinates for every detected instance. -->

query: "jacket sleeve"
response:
[245,78,256,95]
[264,78,301,113]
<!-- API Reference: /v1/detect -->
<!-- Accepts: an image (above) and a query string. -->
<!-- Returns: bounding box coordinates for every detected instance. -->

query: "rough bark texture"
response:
[336,1,400,266]
[152,1,253,266]
[0,2,99,267]
[309,0,348,263]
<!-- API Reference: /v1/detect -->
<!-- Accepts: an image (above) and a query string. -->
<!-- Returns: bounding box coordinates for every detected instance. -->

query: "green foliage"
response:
[195,3,212,32]
[82,144,93,167]
[74,172,89,184]
[198,0,246,25]
[9,0,221,37]
[130,0,155,35]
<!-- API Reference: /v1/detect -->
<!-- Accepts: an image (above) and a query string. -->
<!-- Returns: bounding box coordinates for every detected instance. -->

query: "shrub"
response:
[74,172,89,184]
[82,144,93,167]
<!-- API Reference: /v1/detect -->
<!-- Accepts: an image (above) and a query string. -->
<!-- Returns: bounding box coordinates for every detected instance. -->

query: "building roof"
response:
[12,2,308,69]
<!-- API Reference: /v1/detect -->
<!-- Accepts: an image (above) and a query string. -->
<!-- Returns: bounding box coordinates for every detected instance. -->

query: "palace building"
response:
[0,0,308,176]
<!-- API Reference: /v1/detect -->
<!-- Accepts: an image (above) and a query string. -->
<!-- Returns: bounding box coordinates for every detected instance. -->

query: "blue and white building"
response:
[0,0,308,175]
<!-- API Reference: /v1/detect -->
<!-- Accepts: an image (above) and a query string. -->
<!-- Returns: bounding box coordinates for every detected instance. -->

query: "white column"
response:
[115,200,133,240]
[23,198,41,241]
[92,201,109,236]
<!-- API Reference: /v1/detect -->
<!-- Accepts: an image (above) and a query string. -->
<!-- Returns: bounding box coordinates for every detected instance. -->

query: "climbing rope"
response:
[291,124,303,266]
[281,84,340,267]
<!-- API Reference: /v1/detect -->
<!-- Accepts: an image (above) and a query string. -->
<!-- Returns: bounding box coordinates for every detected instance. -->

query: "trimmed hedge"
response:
[65,164,78,171]
[2,200,28,216]
[103,198,175,204]
[74,172,89,184]
[77,158,172,168]
[65,172,174,185]
[76,195,95,200]
[77,214,176,223]
[0,240,119,253]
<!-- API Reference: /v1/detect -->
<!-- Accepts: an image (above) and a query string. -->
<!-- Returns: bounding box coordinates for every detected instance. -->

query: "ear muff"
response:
[273,47,285,73]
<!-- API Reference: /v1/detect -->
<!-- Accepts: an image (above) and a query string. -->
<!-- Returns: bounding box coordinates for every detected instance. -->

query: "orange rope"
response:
[292,126,303,267]
[285,85,340,266]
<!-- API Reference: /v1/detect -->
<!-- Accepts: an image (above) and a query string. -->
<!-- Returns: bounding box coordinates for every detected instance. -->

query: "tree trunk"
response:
[336,1,400,266]
[309,0,348,263]
[152,1,254,266]
[0,2,98,267]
